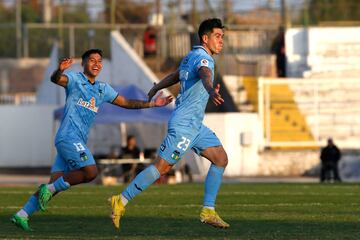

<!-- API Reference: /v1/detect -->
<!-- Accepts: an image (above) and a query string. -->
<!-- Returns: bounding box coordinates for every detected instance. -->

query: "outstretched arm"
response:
[51,57,73,87]
[148,70,179,101]
[198,66,224,106]
[112,92,173,109]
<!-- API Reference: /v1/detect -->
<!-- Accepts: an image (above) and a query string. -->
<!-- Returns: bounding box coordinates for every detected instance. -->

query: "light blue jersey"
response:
[158,46,221,165]
[55,71,118,144]
[169,46,215,130]
[51,71,118,173]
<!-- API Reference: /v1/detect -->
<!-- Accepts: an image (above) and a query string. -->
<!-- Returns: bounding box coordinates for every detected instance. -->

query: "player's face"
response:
[205,28,224,55]
[83,53,103,78]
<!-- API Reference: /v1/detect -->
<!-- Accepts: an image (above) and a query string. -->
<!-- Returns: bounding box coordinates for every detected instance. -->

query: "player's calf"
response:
[38,176,70,211]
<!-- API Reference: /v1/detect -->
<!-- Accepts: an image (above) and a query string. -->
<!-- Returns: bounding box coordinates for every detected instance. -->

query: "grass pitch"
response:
[1,183,360,239]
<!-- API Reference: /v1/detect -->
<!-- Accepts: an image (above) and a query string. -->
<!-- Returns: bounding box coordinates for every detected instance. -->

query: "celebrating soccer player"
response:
[10,49,173,231]
[109,18,230,229]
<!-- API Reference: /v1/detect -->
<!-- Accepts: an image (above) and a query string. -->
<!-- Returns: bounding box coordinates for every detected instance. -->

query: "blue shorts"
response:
[158,124,222,165]
[51,139,96,173]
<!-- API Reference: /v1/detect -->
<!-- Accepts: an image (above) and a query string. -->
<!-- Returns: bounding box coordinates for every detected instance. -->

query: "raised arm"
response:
[112,92,173,109]
[147,70,179,101]
[51,58,73,87]
[198,66,224,106]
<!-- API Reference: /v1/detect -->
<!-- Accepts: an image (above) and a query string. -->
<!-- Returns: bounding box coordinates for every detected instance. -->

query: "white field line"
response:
[2,202,360,210]
[0,191,359,196]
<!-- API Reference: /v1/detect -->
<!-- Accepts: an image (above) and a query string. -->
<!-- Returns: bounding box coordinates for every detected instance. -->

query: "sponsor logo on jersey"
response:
[200,59,209,67]
[77,97,98,113]
[171,150,181,161]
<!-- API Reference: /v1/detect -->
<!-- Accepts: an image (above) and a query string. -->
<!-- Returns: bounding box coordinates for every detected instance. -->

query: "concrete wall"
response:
[259,150,319,176]
[0,109,261,174]
[198,113,260,177]
[286,27,360,77]
[0,105,57,167]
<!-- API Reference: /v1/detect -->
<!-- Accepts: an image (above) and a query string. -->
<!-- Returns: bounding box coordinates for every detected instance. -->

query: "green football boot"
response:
[10,214,32,232]
[38,184,53,211]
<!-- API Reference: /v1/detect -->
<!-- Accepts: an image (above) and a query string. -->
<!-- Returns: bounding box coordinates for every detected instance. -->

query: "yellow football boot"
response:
[200,207,230,229]
[109,195,125,230]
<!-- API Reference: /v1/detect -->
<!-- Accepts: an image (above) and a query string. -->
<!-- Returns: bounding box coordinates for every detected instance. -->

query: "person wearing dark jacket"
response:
[320,138,342,182]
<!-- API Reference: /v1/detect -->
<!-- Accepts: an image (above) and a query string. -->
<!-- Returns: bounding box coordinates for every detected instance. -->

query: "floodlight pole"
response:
[16,0,22,58]
[111,0,116,29]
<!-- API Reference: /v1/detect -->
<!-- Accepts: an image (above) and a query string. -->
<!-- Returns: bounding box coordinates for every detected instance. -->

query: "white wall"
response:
[286,27,360,77]
[0,106,168,167]
[194,113,260,177]
[0,105,57,167]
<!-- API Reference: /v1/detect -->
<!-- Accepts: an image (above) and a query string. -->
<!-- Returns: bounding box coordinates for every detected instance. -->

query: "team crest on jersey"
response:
[77,97,98,113]
[200,59,209,67]
[98,83,105,97]
[80,152,89,161]
[171,150,181,161]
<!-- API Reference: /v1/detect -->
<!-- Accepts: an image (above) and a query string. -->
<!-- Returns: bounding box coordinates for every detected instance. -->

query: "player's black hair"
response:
[81,49,103,61]
[198,18,225,43]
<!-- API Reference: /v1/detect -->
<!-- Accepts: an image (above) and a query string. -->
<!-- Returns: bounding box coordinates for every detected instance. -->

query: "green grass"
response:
[1,183,360,239]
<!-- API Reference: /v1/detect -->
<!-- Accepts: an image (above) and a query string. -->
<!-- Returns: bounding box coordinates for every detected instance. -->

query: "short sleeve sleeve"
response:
[195,56,214,71]
[63,71,77,90]
[104,83,118,103]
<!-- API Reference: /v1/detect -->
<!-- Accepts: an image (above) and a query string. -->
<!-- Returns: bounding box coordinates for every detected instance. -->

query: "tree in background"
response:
[104,0,152,24]
[306,0,360,25]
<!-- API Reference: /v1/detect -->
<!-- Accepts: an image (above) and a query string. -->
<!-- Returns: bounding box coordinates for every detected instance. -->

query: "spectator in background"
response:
[271,26,286,77]
[320,138,342,182]
[121,135,141,183]
[143,26,157,57]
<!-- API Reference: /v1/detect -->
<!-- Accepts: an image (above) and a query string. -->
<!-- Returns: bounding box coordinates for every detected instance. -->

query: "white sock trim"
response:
[47,183,56,194]
[204,206,215,210]
[17,209,28,218]
[120,194,128,206]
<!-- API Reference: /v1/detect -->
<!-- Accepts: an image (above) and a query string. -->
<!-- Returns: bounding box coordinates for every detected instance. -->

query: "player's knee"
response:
[216,152,228,168]
[84,167,98,182]
[154,158,173,176]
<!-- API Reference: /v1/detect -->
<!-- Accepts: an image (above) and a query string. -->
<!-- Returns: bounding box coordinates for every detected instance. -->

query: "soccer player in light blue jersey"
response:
[10,49,172,231]
[110,18,230,230]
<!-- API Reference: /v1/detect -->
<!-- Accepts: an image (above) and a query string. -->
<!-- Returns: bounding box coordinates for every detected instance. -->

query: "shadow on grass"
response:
[1,214,360,240]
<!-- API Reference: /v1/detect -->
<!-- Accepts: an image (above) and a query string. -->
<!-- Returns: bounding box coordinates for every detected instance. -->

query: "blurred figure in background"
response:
[271,26,286,77]
[320,138,342,182]
[143,26,157,57]
[121,135,142,183]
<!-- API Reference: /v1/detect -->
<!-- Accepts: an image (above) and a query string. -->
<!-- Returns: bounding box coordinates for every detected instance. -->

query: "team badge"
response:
[171,150,181,161]
[80,152,88,161]
[200,59,209,67]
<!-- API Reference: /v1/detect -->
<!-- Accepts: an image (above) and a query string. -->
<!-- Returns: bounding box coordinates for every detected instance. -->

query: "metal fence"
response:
[0,22,279,59]
[0,92,36,105]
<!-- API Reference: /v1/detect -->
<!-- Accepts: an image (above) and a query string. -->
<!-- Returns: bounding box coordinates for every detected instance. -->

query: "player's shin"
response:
[204,164,224,208]
[122,165,160,203]
[17,195,39,218]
